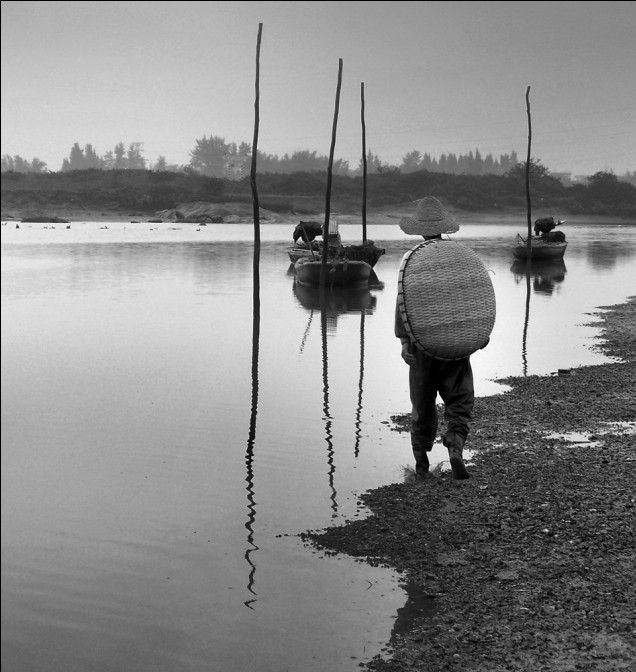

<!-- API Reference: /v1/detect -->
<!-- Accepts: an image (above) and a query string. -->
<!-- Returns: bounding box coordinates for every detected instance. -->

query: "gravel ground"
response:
[303,295,635,671]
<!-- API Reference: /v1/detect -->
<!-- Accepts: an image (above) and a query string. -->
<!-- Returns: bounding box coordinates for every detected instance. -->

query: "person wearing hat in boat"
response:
[394,196,474,480]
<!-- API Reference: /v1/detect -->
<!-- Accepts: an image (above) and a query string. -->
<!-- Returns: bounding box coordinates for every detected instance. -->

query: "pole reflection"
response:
[510,259,568,375]
[243,283,260,609]
[319,292,339,517]
[354,310,365,458]
[292,279,378,512]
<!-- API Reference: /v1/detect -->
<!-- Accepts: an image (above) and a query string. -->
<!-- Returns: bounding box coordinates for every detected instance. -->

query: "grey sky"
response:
[1,0,635,175]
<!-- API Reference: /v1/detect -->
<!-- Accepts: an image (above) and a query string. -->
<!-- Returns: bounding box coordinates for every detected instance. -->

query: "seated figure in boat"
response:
[292,221,323,246]
[534,216,566,242]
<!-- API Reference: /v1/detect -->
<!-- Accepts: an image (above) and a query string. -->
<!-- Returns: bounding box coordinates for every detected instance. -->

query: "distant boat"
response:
[513,233,567,261]
[514,215,568,261]
[286,219,385,268]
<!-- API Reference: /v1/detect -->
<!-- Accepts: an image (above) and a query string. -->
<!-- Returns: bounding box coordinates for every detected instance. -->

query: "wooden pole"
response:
[524,86,532,261]
[523,85,532,374]
[244,22,263,609]
[250,23,263,273]
[321,58,343,285]
[360,82,368,244]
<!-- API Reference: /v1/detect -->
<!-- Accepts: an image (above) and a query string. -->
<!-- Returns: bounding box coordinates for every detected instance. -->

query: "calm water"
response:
[2,217,635,671]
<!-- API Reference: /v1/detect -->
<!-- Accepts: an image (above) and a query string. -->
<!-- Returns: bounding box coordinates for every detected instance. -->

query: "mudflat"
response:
[304,296,636,671]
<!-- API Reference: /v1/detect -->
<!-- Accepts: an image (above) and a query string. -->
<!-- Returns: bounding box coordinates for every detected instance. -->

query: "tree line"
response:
[7,134,635,187]
[2,160,635,219]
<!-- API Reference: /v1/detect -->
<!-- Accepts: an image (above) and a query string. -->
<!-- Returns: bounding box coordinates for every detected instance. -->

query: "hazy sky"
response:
[2,1,635,176]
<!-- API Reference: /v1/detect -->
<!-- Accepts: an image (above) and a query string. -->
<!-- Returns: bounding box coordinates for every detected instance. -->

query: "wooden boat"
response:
[287,240,385,267]
[294,257,372,287]
[287,242,326,264]
[286,219,385,268]
[513,233,567,261]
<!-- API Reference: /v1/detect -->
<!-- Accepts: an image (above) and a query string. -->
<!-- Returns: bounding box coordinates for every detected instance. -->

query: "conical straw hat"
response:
[399,196,459,236]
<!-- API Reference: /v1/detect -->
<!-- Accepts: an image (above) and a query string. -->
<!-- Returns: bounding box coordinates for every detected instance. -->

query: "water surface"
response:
[2,217,635,671]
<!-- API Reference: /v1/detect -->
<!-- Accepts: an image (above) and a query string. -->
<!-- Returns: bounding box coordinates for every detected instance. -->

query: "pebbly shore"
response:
[303,296,636,671]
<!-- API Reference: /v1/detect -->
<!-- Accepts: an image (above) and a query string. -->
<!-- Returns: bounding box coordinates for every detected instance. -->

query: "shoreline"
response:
[2,204,634,226]
[304,296,636,671]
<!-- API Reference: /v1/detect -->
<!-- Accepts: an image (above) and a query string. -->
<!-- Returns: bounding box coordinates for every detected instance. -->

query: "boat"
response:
[287,240,385,267]
[294,257,373,287]
[513,232,568,261]
[286,219,385,268]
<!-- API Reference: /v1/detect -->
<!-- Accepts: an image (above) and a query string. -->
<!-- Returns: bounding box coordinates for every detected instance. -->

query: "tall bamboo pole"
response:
[524,86,532,260]
[360,82,368,244]
[244,22,263,608]
[321,58,343,285]
[522,85,532,375]
[250,23,262,274]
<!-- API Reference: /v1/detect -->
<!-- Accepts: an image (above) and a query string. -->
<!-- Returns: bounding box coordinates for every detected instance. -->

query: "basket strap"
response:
[396,242,432,352]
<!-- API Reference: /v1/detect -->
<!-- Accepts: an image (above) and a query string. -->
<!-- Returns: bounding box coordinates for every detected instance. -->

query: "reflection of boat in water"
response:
[293,279,377,315]
[513,257,568,374]
[511,258,567,295]
[294,277,373,481]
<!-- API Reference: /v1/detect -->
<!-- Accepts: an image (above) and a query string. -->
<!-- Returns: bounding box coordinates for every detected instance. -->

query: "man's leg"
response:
[438,357,474,479]
[409,352,439,475]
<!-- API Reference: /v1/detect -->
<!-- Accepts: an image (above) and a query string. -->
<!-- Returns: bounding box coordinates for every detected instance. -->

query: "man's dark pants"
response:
[409,350,474,451]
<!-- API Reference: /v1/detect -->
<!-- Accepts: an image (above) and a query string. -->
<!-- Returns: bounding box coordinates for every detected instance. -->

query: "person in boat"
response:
[292,220,323,247]
[534,216,566,240]
[394,197,473,480]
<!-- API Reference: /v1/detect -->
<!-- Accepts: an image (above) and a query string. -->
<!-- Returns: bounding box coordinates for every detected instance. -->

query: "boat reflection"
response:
[243,246,261,609]
[293,280,379,509]
[293,280,378,317]
[511,258,567,296]
[511,259,568,375]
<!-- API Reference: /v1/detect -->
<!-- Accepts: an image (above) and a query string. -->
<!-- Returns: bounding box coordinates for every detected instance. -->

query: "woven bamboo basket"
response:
[397,240,496,360]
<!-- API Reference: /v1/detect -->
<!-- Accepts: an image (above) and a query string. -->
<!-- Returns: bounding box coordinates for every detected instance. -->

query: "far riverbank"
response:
[2,202,633,227]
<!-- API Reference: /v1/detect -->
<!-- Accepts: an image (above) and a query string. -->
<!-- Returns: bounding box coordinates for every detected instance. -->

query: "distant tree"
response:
[470,149,483,175]
[1,155,15,172]
[102,150,115,170]
[419,153,435,172]
[585,171,636,205]
[127,143,146,169]
[401,151,422,173]
[1,154,48,173]
[360,150,383,174]
[505,158,552,182]
[84,144,102,169]
[29,157,48,173]
[113,142,126,169]
[153,155,168,171]
[65,142,86,171]
[483,153,496,174]
[223,142,251,178]
[620,170,636,188]
[189,135,230,177]
[499,151,519,173]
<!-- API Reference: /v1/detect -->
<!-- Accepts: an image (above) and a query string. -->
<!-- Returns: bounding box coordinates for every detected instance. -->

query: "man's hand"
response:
[400,340,416,366]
